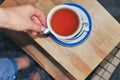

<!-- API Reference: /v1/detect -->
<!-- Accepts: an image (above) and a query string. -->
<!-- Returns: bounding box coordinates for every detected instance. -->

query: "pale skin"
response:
[14,57,41,80]
[0,5,46,80]
[0,5,47,35]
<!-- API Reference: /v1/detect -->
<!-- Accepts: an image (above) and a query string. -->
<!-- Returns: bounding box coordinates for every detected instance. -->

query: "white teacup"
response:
[42,4,87,40]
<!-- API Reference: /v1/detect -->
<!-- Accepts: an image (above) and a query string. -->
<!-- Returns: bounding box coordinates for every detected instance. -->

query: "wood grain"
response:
[1,0,120,80]
[4,30,71,80]
[1,0,70,80]
[34,0,120,80]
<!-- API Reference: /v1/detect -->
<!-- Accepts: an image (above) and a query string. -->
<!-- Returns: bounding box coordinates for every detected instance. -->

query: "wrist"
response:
[0,8,10,29]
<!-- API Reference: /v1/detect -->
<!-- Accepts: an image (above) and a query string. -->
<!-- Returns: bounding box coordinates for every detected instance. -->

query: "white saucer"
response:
[50,2,92,47]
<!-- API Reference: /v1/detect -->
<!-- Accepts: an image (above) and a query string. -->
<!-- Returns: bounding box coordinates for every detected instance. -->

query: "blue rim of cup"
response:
[50,2,92,47]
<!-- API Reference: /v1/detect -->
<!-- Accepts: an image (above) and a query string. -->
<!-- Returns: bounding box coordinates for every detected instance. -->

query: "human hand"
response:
[3,5,47,35]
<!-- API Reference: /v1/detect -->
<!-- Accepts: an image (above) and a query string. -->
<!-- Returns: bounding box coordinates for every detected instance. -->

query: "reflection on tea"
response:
[51,8,79,36]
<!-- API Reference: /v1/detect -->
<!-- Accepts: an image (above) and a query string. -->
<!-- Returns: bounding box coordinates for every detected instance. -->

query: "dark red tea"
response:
[51,8,79,36]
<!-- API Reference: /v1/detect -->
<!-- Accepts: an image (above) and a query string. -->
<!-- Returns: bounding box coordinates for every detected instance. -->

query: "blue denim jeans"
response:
[0,58,18,80]
[0,30,53,80]
[0,58,32,80]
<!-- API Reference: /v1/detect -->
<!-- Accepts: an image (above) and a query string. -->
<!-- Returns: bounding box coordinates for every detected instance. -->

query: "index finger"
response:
[34,8,47,27]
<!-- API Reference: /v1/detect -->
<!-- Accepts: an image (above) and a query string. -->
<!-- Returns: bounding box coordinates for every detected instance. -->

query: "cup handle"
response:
[41,27,50,34]
[83,22,89,32]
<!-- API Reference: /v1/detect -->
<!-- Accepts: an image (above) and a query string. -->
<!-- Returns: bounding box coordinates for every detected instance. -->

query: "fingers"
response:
[30,22,42,32]
[34,8,47,27]
[31,16,43,31]
[29,16,45,35]
[31,30,37,35]
[31,16,41,24]
[26,6,47,35]
[28,23,42,35]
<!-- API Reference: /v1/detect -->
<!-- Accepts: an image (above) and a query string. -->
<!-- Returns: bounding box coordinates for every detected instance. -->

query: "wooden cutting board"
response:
[1,0,120,80]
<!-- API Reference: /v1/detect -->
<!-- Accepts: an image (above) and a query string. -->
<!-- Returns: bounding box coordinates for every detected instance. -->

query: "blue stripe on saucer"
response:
[50,2,92,47]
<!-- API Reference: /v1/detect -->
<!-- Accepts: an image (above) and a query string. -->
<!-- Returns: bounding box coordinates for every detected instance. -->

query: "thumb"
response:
[29,16,43,32]
[29,22,42,32]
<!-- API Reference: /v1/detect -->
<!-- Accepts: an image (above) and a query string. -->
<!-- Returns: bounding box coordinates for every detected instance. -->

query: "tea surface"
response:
[51,8,79,36]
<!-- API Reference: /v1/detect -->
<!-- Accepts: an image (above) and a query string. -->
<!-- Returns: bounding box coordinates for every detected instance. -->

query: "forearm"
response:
[0,5,46,33]
[0,8,10,29]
